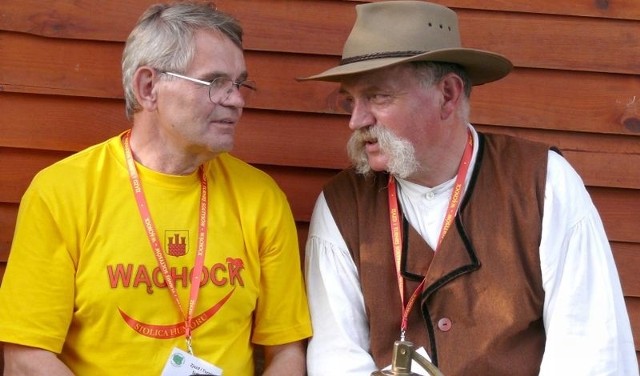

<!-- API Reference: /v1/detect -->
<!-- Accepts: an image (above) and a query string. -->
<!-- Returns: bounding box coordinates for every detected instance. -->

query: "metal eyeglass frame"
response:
[162,71,256,104]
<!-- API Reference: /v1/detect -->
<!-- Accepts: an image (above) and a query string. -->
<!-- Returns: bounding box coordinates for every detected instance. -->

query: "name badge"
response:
[161,347,223,376]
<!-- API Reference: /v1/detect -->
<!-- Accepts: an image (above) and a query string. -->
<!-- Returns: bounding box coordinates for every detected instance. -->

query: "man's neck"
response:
[405,125,472,188]
[127,128,213,175]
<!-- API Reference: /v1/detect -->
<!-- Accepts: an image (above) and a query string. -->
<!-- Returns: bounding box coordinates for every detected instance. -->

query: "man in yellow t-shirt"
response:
[0,2,311,375]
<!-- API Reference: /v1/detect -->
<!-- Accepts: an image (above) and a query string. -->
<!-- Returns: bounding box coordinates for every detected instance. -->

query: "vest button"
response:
[437,317,452,332]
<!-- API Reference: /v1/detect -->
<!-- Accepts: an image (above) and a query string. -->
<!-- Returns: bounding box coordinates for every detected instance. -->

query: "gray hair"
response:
[411,61,472,121]
[121,1,243,119]
[411,61,472,97]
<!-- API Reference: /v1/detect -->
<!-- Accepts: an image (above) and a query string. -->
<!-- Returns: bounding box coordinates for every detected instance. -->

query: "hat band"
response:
[340,50,425,65]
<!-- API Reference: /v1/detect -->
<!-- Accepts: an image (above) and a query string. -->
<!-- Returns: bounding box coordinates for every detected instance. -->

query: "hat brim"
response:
[298,48,512,86]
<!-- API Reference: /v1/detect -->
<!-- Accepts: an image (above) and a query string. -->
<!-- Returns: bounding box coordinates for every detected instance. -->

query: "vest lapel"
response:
[422,217,480,298]
[399,212,481,298]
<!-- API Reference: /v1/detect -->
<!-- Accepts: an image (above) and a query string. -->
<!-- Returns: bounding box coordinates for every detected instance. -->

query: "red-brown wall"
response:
[1,0,639,369]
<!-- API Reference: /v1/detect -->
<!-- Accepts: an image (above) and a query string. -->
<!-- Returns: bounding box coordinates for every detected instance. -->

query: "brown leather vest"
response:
[324,133,551,375]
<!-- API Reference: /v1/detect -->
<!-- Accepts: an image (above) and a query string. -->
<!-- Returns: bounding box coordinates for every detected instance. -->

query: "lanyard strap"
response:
[122,131,208,354]
[388,130,473,340]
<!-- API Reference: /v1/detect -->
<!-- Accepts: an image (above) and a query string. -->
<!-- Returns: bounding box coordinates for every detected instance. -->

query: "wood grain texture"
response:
[2,1,639,73]
[0,0,639,365]
[371,0,640,20]
[2,32,639,136]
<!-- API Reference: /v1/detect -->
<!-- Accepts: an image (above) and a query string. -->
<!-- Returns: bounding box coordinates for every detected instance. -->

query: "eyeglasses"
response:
[162,71,256,104]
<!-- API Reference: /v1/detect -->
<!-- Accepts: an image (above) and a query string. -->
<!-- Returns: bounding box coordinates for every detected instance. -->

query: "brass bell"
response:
[371,340,444,376]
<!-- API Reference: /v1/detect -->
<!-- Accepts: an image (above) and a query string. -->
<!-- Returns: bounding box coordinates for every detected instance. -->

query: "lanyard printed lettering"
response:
[122,131,208,355]
[388,130,473,341]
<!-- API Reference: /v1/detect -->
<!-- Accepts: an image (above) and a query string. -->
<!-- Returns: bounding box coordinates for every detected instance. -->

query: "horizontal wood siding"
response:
[0,0,639,367]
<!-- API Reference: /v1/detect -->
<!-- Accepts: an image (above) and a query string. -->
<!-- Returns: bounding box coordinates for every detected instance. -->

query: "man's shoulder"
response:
[30,136,121,187]
[323,168,388,213]
[325,167,387,190]
[481,131,554,153]
[213,153,270,178]
[211,153,283,193]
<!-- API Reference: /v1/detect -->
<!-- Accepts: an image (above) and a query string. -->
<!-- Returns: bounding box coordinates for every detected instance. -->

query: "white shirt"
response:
[305,128,638,375]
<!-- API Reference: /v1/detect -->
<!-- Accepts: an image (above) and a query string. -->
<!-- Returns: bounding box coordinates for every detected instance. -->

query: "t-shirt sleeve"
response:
[250,184,312,345]
[0,175,76,353]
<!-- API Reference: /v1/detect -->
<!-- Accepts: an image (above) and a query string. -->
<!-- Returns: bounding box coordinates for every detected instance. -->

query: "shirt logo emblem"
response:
[166,231,188,257]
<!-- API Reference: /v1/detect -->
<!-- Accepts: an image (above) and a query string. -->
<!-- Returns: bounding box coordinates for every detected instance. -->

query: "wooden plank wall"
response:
[1,0,639,369]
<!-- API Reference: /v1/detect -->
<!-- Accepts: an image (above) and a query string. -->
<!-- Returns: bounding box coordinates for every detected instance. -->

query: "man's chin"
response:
[352,160,389,177]
[366,156,389,172]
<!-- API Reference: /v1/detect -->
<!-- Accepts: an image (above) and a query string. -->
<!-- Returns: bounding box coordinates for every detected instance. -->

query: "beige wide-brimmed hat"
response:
[299,1,512,85]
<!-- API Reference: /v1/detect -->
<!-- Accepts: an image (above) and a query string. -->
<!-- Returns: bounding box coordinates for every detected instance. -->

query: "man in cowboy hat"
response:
[300,1,638,375]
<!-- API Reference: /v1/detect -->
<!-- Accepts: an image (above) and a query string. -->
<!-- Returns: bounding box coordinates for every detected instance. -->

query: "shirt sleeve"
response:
[0,178,76,353]
[304,193,378,375]
[539,151,638,376]
[251,185,312,345]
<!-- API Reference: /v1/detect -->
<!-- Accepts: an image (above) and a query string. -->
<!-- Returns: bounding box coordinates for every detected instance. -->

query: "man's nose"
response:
[348,100,375,131]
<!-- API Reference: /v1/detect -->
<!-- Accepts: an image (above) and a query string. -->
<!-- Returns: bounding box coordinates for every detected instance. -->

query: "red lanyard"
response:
[388,130,473,340]
[122,131,208,354]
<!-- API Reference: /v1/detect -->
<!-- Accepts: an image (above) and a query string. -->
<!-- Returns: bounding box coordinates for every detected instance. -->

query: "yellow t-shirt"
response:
[0,133,311,375]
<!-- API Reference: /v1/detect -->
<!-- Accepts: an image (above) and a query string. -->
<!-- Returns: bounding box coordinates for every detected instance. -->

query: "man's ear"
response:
[440,73,464,120]
[132,67,159,112]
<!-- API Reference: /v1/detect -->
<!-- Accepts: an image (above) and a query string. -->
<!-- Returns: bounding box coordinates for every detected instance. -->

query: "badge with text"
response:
[161,347,223,376]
